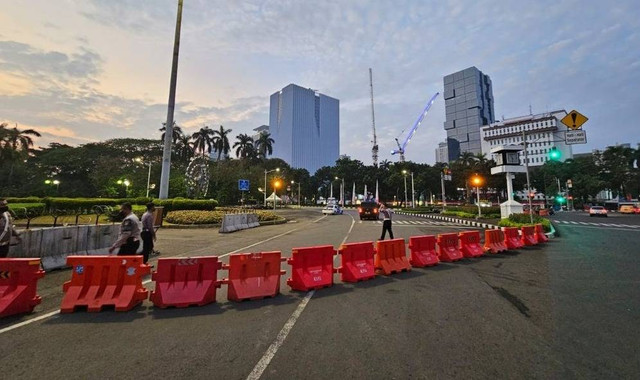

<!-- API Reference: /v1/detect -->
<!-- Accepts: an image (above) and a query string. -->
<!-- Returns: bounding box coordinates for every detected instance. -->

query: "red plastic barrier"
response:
[408,235,439,267]
[502,227,524,250]
[535,224,549,243]
[61,256,150,313]
[1,259,44,318]
[222,251,286,301]
[150,257,222,308]
[459,231,484,258]
[375,239,411,275]
[287,245,336,291]
[337,242,376,282]
[521,226,537,246]
[437,233,463,262]
[484,230,508,254]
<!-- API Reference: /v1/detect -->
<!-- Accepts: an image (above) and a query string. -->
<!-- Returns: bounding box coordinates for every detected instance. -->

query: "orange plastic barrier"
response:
[408,235,439,267]
[150,257,222,308]
[287,245,336,291]
[502,227,524,250]
[375,239,411,275]
[61,256,150,313]
[337,242,376,282]
[459,231,484,258]
[437,233,464,262]
[484,230,508,254]
[222,252,286,301]
[1,259,45,318]
[521,226,538,246]
[535,224,549,243]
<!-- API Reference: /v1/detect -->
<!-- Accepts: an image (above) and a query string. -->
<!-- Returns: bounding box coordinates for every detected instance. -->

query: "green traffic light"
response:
[549,147,561,161]
[555,195,566,204]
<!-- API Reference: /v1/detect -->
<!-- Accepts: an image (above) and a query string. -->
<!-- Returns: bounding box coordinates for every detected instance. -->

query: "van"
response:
[620,205,635,214]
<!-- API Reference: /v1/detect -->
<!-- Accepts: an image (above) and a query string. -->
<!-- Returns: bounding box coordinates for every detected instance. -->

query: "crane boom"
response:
[391,92,440,162]
[369,68,378,167]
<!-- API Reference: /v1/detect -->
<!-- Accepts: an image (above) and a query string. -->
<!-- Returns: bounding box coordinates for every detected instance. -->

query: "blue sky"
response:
[1,0,639,165]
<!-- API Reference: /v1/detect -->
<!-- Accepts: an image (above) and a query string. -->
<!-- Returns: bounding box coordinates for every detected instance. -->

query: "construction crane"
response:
[369,68,378,167]
[391,92,440,162]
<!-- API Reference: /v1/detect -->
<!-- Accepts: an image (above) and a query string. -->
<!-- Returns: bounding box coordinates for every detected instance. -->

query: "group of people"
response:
[0,199,157,264]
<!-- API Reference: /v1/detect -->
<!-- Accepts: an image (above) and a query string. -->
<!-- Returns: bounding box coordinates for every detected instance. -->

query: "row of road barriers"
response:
[1,224,549,317]
[219,213,260,233]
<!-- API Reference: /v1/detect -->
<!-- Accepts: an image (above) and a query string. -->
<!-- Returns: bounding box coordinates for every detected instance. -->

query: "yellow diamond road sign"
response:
[561,110,588,130]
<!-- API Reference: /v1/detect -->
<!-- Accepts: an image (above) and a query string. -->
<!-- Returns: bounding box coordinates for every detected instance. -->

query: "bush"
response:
[446,206,501,215]
[4,197,43,204]
[8,203,46,218]
[39,197,215,214]
[165,210,279,225]
[154,199,218,214]
[498,213,551,232]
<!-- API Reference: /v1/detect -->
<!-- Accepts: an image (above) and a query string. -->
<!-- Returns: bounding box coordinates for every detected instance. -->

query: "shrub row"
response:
[165,210,279,225]
[4,197,43,204]
[445,206,501,215]
[38,197,217,213]
[497,213,551,232]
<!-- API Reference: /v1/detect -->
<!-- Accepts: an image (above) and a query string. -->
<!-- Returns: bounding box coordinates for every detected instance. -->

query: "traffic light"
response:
[549,147,561,161]
[555,194,566,204]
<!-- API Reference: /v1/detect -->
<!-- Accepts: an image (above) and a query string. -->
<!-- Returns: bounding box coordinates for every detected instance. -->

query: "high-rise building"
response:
[435,141,448,163]
[252,125,270,142]
[269,84,339,174]
[480,110,573,167]
[443,67,495,161]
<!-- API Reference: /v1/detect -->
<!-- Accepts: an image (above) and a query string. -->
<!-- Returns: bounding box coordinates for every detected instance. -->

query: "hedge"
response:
[4,197,43,204]
[445,206,501,215]
[165,210,278,225]
[38,197,217,213]
[498,213,551,232]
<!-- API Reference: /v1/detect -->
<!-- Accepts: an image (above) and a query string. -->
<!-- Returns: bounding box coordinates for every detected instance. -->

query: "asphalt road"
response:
[1,208,638,379]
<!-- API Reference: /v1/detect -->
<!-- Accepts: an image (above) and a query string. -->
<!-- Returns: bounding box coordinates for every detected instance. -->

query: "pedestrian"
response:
[0,199,22,258]
[379,202,394,240]
[108,203,141,255]
[140,202,156,264]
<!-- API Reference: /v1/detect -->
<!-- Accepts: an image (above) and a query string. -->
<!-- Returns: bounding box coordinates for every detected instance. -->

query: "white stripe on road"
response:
[0,216,329,336]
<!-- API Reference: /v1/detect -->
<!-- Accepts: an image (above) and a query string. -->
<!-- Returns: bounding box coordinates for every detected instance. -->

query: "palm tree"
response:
[233,133,255,158]
[1,124,41,185]
[379,159,391,171]
[212,125,232,160]
[255,132,275,159]
[191,126,214,158]
[159,122,183,143]
[175,132,193,164]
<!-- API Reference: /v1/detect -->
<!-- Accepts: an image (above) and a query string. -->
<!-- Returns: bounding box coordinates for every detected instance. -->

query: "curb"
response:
[158,218,287,229]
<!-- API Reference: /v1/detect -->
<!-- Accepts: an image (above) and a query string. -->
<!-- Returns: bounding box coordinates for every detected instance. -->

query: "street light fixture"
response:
[334,176,345,207]
[273,180,281,211]
[402,170,408,208]
[291,180,301,208]
[471,174,483,218]
[135,157,153,198]
[264,168,280,207]
[45,179,61,194]
[117,179,131,196]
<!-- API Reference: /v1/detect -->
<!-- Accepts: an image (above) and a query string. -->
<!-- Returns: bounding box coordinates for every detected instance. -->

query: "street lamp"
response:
[335,177,345,207]
[273,180,281,211]
[117,179,131,196]
[291,180,301,208]
[264,168,280,207]
[471,174,483,218]
[45,179,61,194]
[402,170,408,208]
[135,157,153,198]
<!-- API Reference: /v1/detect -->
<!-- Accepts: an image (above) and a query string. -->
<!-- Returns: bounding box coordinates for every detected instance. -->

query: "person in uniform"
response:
[140,202,156,264]
[379,203,394,240]
[108,203,141,255]
[0,199,22,258]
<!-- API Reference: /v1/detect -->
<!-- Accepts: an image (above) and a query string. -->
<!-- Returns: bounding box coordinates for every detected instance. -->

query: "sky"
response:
[1,0,639,166]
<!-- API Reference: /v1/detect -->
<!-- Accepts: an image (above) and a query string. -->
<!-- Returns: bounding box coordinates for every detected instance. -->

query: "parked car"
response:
[358,201,379,220]
[589,206,608,217]
[619,205,639,214]
[322,204,343,215]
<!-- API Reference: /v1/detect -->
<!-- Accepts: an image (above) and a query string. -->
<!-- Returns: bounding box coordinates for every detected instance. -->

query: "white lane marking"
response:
[247,209,355,379]
[578,222,588,225]
[0,215,329,335]
[246,290,315,380]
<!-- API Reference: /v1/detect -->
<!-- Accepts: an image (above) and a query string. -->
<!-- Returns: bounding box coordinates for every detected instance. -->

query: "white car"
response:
[322,205,343,215]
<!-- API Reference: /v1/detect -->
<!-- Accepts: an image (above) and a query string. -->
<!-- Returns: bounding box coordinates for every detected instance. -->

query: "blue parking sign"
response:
[238,179,250,191]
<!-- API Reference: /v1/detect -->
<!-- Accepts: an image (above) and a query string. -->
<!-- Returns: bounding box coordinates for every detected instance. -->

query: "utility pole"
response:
[411,172,415,208]
[523,131,534,223]
[369,68,378,167]
[441,171,447,210]
[159,0,184,199]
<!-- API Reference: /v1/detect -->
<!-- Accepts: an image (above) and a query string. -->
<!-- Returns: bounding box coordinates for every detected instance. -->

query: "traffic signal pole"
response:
[441,171,447,210]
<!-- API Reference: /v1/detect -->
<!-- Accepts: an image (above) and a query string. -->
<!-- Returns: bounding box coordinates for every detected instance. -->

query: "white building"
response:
[481,110,573,166]
[252,125,269,143]
[435,141,448,163]
[269,84,340,174]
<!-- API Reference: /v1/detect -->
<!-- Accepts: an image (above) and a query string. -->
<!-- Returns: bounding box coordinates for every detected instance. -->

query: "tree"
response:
[212,125,232,161]
[600,145,635,198]
[191,126,214,158]
[1,124,41,187]
[233,134,255,158]
[175,133,194,164]
[255,132,275,159]
[159,122,183,144]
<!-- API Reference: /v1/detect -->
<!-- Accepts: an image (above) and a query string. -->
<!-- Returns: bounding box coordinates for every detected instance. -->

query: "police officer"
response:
[108,203,141,255]
[379,202,394,240]
[140,202,156,264]
[0,199,22,258]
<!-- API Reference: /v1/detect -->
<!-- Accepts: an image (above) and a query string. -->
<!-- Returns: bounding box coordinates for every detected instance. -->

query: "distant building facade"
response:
[269,84,339,174]
[252,125,270,142]
[435,141,448,163]
[443,67,495,161]
[480,110,573,167]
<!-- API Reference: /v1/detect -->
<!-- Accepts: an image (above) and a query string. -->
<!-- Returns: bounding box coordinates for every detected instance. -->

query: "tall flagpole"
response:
[375,180,379,203]
[159,0,184,199]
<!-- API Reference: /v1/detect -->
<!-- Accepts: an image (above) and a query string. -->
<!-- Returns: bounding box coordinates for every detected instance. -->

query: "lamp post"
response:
[273,180,281,211]
[291,180,301,208]
[45,179,61,195]
[410,172,415,208]
[117,179,131,197]
[471,174,483,218]
[402,170,408,208]
[264,168,280,207]
[334,177,345,207]
[135,158,153,198]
